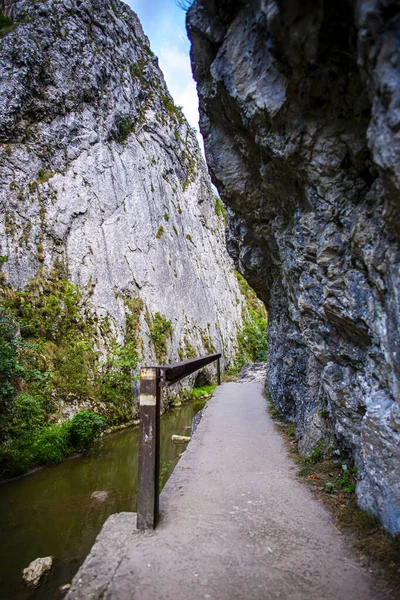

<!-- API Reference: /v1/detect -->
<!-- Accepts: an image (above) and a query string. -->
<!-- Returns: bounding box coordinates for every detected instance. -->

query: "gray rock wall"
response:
[187,0,400,534]
[0,1,246,409]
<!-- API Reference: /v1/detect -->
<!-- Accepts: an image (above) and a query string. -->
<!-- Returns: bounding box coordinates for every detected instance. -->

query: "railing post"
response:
[217,357,221,385]
[137,367,161,530]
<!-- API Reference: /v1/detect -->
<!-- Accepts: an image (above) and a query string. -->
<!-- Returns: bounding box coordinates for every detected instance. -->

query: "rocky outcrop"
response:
[187,0,400,534]
[237,362,266,384]
[22,556,53,587]
[0,0,246,418]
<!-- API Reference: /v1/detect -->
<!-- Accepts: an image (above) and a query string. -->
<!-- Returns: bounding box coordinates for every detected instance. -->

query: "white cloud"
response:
[158,44,203,149]
[126,0,204,151]
[158,45,198,126]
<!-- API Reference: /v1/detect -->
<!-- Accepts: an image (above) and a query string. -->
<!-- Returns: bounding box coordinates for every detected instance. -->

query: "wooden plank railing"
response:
[137,353,221,530]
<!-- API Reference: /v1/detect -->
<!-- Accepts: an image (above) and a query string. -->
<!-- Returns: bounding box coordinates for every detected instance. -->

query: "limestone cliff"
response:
[188,0,400,534]
[0,0,246,420]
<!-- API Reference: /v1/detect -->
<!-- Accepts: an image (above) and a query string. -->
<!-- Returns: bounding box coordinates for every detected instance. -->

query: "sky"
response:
[125,0,200,139]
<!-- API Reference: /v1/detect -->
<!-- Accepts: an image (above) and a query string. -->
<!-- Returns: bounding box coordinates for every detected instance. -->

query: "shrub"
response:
[0,310,26,402]
[117,116,134,143]
[1,438,36,475]
[32,421,72,465]
[5,393,45,439]
[69,410,105,450]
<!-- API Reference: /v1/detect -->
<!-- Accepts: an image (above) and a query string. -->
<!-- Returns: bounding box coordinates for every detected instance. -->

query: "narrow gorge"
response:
[1,0,399,550]
[0,0,264,478]
[187,0,400,535]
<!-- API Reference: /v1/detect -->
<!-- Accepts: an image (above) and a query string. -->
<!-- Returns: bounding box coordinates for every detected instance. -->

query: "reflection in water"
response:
[0,400,205,600]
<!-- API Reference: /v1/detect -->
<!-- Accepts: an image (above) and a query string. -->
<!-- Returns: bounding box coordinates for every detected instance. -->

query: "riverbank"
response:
[0,397,208,600]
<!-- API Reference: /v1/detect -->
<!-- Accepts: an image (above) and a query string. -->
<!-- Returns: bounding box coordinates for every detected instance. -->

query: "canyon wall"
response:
[0,0,246,421]
[187,0,400,534]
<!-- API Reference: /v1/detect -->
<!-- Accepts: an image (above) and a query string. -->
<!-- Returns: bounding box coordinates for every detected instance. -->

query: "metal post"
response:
[137,367,161,530]
[217,357,221,385]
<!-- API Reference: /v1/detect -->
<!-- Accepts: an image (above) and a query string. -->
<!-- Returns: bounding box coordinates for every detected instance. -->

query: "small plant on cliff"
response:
[0,10,15,38]
[156,226,164,239]
[117,116,134,143]
[214,196,227,223]
[146,311,173,363]
[161,95,184,124]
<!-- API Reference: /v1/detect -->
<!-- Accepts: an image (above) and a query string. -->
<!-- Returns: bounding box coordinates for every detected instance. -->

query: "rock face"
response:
[0,0,246,414]
[237,363,266,384]
[187,0,400,534]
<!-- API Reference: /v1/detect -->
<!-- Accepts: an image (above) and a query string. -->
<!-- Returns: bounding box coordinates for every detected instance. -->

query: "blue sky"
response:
[125,0,200,136]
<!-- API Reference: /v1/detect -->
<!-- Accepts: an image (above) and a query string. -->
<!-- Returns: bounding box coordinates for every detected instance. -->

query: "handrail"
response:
[137,353,221,530]
[159,352,222,386]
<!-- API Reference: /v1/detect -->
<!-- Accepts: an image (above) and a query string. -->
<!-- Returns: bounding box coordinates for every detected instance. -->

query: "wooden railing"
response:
[137,353,221,530]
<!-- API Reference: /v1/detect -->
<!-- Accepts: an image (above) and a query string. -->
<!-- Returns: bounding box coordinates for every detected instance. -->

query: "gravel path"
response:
[68,382,386,600]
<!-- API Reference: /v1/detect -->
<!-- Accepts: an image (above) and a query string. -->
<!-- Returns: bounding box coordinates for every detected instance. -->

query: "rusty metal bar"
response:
[137,353,222,529]
[158,352,222,386]
[137,367,161,530]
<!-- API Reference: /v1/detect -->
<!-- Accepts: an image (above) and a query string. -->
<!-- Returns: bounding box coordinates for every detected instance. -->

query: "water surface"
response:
[0,400,205,600]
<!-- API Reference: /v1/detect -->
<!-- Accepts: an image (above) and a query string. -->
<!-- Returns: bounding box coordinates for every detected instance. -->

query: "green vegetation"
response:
[155,226,164,239]
[0,404,105,476]
[99,296,143,418]
[0,10,15,37]
[36,169,53,185]
[299,439,326,471]
[130,57,153,91]
[178,339,197,361]
[146,311,173,363]
[185,234,194,244]
[161,95,184,124]
[117,116,134,143]
[181,151,197,192]
[214,196,227,223]
[190,384,216,399]
[233,271,267,371]
[164,213,170,222]
[159,458,178,491]
[110,0,119,17]
[69,410,105,450]
[298,445,359,494]
[199,330,216,355]
[0,262,143,477]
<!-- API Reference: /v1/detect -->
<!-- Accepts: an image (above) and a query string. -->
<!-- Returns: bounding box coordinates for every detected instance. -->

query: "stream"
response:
[0,399,206,600]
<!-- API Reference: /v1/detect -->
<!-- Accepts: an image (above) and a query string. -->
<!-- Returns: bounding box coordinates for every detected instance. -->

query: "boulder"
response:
[22,556,53,587]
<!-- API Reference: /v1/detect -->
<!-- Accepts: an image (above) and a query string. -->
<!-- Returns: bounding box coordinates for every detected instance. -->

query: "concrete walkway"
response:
[68,383,386,600]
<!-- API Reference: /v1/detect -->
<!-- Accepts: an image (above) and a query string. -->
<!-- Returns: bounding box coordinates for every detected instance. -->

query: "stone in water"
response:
[22,556,53,587]
[171,435,191,444]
